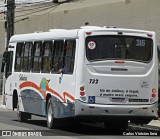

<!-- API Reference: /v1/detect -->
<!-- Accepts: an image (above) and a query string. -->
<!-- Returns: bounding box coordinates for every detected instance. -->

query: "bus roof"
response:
[10,29,79,43]
[10,26,155,43]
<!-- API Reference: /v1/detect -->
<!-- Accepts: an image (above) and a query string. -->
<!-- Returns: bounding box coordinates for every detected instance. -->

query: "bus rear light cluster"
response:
[80,86,86,101]
[80,86,85,96]
[151,88,156,98]
[150,88,157,103]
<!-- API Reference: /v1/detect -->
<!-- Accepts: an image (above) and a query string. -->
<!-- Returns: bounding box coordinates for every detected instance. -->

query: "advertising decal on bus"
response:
[19,79,75,103]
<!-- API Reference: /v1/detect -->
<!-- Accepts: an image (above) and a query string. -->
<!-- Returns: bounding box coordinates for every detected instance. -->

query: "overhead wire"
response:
[0,0,82,21]
[15,0,81,13]
[15,3,54,13]
[40,3,59,16]
[15,4,58,18]
[0,1,55,21]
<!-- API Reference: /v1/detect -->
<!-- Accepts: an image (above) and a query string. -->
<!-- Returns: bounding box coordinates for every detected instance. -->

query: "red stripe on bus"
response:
[47,87,65,102]
[47,88,75,102]
[19,81,40,91]
[19,81,75,102]
[63,92,75,101]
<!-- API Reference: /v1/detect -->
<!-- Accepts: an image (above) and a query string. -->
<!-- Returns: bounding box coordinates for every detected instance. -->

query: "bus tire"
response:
[47,98,56,129]
[17,100,28,122]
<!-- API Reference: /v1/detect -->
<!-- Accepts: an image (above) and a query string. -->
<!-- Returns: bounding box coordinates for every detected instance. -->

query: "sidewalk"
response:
[148,119,160,127]
[0,95,160,127]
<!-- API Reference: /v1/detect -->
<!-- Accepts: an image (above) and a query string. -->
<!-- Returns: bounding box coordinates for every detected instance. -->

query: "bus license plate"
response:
[112,98,126,103]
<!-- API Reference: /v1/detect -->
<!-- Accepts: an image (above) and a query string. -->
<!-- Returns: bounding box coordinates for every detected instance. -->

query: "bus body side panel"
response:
[15,39,78,118]
[16,72,76,117]
[5,75,13,110]
[51,95,75,118]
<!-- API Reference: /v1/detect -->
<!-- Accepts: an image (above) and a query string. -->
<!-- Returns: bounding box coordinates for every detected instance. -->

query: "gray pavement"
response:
[0,95,7,111]
[0,95,2,104]
[0,95,160,127]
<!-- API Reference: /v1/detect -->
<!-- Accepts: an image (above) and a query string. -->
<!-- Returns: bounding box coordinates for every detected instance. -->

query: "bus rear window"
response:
[86,35,153,63]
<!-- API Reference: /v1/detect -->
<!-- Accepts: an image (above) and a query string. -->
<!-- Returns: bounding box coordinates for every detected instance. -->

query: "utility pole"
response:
[6,0,15,47]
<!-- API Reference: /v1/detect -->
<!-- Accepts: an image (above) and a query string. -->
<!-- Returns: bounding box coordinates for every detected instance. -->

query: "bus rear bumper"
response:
[75,100,158,119]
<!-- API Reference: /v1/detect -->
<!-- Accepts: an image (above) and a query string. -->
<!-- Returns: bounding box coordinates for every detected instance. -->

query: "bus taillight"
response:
[86,32,92,35]
[115,60,124,64]
[147,34,153,37]
[80,86,85,91]
[80,92,85,96]
[151,94,156,98]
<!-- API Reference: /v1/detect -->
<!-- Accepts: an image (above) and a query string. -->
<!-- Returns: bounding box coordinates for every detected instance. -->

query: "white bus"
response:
[1,26,158,130]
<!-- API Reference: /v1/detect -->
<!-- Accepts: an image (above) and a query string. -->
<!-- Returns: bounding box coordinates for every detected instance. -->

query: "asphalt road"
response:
[0,111,159,139]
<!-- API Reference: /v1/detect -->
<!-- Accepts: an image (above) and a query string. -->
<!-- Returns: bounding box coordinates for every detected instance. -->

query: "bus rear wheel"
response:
[47,98,57,129]
[17,100,31,122]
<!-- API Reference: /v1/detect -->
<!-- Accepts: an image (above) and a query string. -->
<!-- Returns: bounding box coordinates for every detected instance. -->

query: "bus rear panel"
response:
[75,29,158,124]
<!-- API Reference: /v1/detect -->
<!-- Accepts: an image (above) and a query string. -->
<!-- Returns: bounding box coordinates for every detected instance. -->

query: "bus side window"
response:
[22,42,32,72]
[63,40,76,74]
[42,41,52,73]
[51,40,64,73]
[15,43,24,71]
[32,42,42,73]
